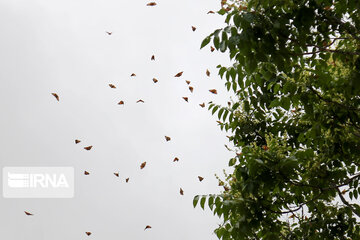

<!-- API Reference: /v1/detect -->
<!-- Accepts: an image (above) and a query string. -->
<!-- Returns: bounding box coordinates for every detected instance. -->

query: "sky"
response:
[0,0,235,239]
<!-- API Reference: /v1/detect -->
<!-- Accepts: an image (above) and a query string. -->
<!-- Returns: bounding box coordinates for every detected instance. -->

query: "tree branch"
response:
[336,187,360,218]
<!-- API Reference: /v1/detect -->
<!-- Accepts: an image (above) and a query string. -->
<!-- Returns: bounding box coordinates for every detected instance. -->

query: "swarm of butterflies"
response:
[30,2,220,237]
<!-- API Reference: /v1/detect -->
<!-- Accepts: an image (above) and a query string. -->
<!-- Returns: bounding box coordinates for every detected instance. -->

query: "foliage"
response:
[194,0,360,239]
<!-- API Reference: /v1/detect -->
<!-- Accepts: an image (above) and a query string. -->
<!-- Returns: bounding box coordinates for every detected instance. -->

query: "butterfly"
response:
[84,171,90,175]
[151,55,155,60]
[209,89,217,94]
[185,80,190,85]
[207,10,215,14]
[84,146,93,151]
[183,97,188,102]
[153,78,158,83]
[51,93,59,101]
[106,31,112,35]
[118,100,124,105]
[191,26,196,31]
[114,172,119,177]
[109,84,116,89]
[75,139,81,144]
[24,211,33,216]
[262,145,269,151]
[211,46,215,52]
[140,162,146,169]
[174,71,183,77]
[131,73,136,77]
[198,176,204,182]
[147,2,157,6]
[137,99,145,103]
[180,188,184,195]
[85,232,92,236]
[144,225,152,230]
[199,103,205,108]
[125,178,129,183]
[173,157,179,162]
[206,69,210,77]
[189,86,194,93]
[223,186,230,191]
[165,136,171,141]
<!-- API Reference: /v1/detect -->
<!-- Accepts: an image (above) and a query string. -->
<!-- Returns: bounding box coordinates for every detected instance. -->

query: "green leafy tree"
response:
[194,0,360,239]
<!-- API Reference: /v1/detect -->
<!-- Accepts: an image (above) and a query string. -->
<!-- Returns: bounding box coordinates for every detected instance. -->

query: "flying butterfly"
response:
[84,146,93,151]
[24,211,33,216]
[106,31,112,35]
[153,78,158,83]
[109,84,116,89]
[173,157,179,162]
[198,176,204,182]
[199,103,205,108]
[206,69,210,77]
[147,2,157,6]
[75,139,81,144]
[137,99,145,103]
[144,225,152,230]
[85,232,92,236]
[114,172,119,177]
[180,188,184,195]
[185,80,190,85]
[125,178,129,183]
[174,71,183,77]
[189,86,194,93]
[151,55,155,60]
[140,162,147,169]
[183,97,188,102]
[209,89,217,94]
[210,46,215,52]
[84,171,90,175]
[118,100,124,105]
[51,93,59,101]
[165,136,171,141]
[207,10,215,14]
[191,26,196,31]
[131,73,136,77]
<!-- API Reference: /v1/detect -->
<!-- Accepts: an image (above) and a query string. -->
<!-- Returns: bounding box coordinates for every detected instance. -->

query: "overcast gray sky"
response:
[0,0,235,239]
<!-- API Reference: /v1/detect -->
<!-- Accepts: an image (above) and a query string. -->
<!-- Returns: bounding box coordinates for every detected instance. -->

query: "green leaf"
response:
[281,97,291,111]
[208,195,215,210]
[244,101,250,112]
[200,196,207,209]
[229,158,236,166]
[218,8,226,15]
[218,108,225,119]
[201,36,211,49]
[212,105,219,115]
[193,195,200,208]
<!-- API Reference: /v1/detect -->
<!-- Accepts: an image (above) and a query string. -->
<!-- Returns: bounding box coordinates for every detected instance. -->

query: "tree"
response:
[194,0,360,239]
